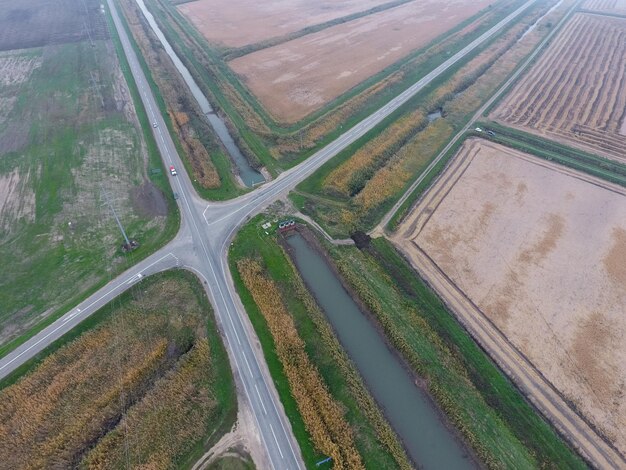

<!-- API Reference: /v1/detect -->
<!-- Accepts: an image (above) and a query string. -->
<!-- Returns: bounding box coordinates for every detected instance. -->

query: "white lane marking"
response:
[243,352,254,377]
[62,309,81,324]
[126,273,143,284]
[227,312,242,346]
[106,8,284,465]
[255,383,268,415]
[269,424,284,459]
[0,253,177,372]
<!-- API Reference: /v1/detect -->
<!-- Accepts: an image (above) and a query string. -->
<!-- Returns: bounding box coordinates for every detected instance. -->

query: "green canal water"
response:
[286,233,475,469]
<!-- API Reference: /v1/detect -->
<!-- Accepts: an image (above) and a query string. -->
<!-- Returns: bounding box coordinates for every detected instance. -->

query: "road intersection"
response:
[0,0,541,467]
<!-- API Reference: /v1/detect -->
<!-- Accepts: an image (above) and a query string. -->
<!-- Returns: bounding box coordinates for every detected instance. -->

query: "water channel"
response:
[134,0,264,187]
[285,233,475,470]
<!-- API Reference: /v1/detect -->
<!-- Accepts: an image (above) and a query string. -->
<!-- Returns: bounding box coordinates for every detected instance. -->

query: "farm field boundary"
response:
[381,0,581,232]
[489,12,626,163]
[393,139,626,468]
[131,0,531,168]
[291,0,576,239]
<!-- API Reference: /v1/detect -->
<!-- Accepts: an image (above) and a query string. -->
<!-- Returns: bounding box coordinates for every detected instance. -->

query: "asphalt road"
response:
[374,0,579,233]
[0,0,543,468]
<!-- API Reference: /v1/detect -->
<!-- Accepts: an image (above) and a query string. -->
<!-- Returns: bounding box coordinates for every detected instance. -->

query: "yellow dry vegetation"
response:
[84,339,215,469]
[238,259,363,469]
[0,277,217,469]
[325,108,426,195]
[356,119,453,210]
[170,110,220,189]
[310,2,561,221]
[0,327,169,468]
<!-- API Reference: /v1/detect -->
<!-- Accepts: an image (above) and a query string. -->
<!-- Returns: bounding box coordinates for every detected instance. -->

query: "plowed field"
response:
[582,0,626,15]
[177,0,390,49]
[229,0,491,123]
[394,139,626,460]
[491,13,626,160]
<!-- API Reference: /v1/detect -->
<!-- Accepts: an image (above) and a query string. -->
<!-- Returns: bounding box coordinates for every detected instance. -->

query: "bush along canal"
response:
[134,0,264,187]
[285,231,475,470]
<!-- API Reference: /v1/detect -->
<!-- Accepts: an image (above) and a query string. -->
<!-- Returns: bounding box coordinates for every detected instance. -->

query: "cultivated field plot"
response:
[229,0,492,123]
[0,0,108,51]
[582,0,626,15]
[0,0,169,346]
[177,0,390,49]
[491,13,626,161]
[0,273,233,468]
[395,139,626,455]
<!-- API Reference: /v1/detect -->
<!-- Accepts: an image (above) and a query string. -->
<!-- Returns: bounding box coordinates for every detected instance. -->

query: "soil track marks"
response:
[229,0,492,123]
[492,13,626,160]
[395,139,626,458]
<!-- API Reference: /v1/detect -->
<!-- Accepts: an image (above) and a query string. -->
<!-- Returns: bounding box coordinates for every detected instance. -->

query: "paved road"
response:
[0,0,542,468]
[374,0,579,234]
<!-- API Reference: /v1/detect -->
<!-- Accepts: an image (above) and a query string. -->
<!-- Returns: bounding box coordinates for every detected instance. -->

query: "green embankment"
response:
[113,0,245,200]
[476,122,626,186]
[328,237,586,468]
[141,0,525,166]
[229,216,411,470]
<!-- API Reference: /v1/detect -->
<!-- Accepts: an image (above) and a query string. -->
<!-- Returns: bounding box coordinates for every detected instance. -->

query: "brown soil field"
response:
[229,0,492,123]
[177,0,390,49]
[582,0,626,15]
[394,139,626,459]
[491,13,626,160]
[0,0,108,51]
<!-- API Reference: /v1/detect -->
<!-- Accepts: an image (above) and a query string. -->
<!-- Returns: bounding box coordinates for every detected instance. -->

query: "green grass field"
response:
[0,37,176,353]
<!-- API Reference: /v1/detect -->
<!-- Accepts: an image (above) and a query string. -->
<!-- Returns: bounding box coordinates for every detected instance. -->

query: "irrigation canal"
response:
[286,233,475,470]
[134,0,264,187]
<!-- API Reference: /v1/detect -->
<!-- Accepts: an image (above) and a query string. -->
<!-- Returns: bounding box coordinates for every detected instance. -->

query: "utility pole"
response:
[100,186,131,247]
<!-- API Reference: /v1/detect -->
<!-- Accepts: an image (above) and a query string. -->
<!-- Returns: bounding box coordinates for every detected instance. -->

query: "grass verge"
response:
[229,216,411,469]
[329,237,587,468]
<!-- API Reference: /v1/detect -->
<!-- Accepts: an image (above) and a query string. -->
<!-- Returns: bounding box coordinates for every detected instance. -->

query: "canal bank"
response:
[229,218,413,469]
[133,0,264,187]
[282,227,476,470]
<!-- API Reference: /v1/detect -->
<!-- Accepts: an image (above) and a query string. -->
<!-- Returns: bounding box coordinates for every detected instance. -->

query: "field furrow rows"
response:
[550,23,613,130]
[525,18,598,128]
[586,31,625,131]
[570,26,622,129]
[501,14,585,125]
[491,12,626,161]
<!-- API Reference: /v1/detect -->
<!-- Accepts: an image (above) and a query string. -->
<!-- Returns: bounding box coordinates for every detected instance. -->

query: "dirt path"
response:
[192,395,267,469]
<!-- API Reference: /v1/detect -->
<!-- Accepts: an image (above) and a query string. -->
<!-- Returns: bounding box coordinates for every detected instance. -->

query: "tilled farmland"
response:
[491,13,626,161]
[582,0,626,15]
[394,139,626,462]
